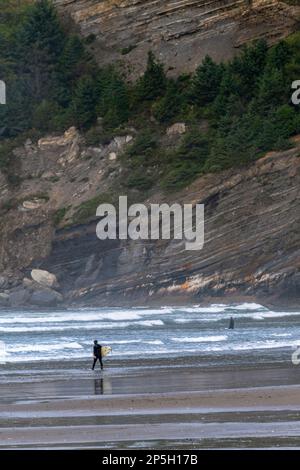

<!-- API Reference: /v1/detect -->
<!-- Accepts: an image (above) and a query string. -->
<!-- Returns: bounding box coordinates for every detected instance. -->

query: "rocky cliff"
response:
[0,126,299,309]
[0,0,299,310]
[54,0,300,76]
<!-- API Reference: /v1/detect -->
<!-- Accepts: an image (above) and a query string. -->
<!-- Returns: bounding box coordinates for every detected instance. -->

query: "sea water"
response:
[0,303,299,364]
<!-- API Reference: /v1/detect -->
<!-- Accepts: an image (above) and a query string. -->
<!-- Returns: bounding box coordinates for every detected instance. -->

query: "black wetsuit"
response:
[92,344,103,370]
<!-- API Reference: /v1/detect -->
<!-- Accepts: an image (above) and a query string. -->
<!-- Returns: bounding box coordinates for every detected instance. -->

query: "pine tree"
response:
[190,56,224,107]
[103,76,129,128]
[267,41,291,70]
[96,70,129,129]
[257,65,287,111]
[230,39,268,99]
[60,35,85,82]
[72,75,97,129]
[16,0,65,102]
[152,79,184,122]
[137,51,166,101]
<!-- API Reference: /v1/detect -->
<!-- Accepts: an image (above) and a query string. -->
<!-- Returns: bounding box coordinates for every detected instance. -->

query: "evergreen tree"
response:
[60,35,85,82]
[190,56,224,106]
[257,65,287,111]
[96,69,129,129]
[72,75,97,129]
[102,76,129,128]
[152,79,185,122]
[15,0,65,103]
[230,39,268,99]
[136,51,166,101]
[267,41,291,70]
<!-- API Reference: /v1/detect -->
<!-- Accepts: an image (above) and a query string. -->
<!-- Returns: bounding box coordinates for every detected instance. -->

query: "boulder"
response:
[31,269,59,289]
[23,277,34,288]
[109,152,117,161]
[0,293,9,305]
[22,198,47,210]
[9,288,31,307]
[114,136,127,149]
[30,288,63,307]
[41,170,56,180]
[166,122,186,136]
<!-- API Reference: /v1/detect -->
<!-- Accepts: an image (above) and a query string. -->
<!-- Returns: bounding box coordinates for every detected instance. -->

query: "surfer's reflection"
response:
[94,377,112,395]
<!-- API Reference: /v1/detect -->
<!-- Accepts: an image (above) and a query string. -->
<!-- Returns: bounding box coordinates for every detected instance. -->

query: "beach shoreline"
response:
[1,357,300,449]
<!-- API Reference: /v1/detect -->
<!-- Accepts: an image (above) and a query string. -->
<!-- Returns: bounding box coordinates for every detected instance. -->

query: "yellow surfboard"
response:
[101,346,112,357]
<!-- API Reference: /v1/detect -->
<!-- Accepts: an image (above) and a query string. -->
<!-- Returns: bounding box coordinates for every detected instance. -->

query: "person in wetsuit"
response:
[92,340,103,370]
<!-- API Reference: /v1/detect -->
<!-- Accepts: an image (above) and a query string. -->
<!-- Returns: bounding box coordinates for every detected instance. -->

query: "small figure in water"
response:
[229,317,235,329]
[92,340,104,370]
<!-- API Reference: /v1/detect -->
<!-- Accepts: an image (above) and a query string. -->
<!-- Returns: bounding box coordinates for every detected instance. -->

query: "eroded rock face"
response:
[0,129,299,309]
[38,126,81,167]
[54,0,300,76]
[40,143,300,310]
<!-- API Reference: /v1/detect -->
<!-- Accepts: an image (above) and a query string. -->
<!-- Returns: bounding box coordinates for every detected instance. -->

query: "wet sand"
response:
[1,356,300,448]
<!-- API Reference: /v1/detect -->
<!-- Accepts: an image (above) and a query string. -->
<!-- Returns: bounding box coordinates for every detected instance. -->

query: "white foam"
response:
[7,342,83,353]
[270,333,291,338]
[139,320,164,326]
[0,319,164,333]
[181,306,227,313]
[229,303,266,311]
[203,339,300,352]
[253,311,300,318]
[231,339,300,351]
[145,340,164,345]
[172,335,228,343]
[0,311,142,324]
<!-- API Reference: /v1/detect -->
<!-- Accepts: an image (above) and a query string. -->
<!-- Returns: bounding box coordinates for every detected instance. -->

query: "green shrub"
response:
[53,206,70,226]
[126,130,158,160]
[162,130,210,190]
[72,193,115,224]
[120,44,136,55]
[126,170,154,190]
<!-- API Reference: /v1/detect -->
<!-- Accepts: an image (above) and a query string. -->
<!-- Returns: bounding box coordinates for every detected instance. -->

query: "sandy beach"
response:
[1,357,300,449]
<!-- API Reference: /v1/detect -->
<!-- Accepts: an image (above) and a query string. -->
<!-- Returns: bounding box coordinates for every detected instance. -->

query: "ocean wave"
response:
[0,311,142,324]
[270,333,292,337]
[0,319,164,333]
[229,339,300,351]
[227,303,266,311]
[0,308,175,326]
[7,342,83,353]
[2,352,89,363]
[81,339,163,346]
[179,305,227,314]
[173,310,300,324]
[145,340,164,345]
[171,335,228,343]
[202,339,300,352]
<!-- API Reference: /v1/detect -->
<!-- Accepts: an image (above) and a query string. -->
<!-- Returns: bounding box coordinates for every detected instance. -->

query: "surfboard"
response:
[101,346,112,357]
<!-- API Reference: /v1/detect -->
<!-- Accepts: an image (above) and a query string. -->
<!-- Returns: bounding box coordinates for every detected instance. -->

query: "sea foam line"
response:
[171,335,228,343]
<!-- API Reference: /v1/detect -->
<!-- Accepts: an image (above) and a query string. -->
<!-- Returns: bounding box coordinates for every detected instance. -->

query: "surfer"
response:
[92,340,104,370]
[229,317,235,329]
